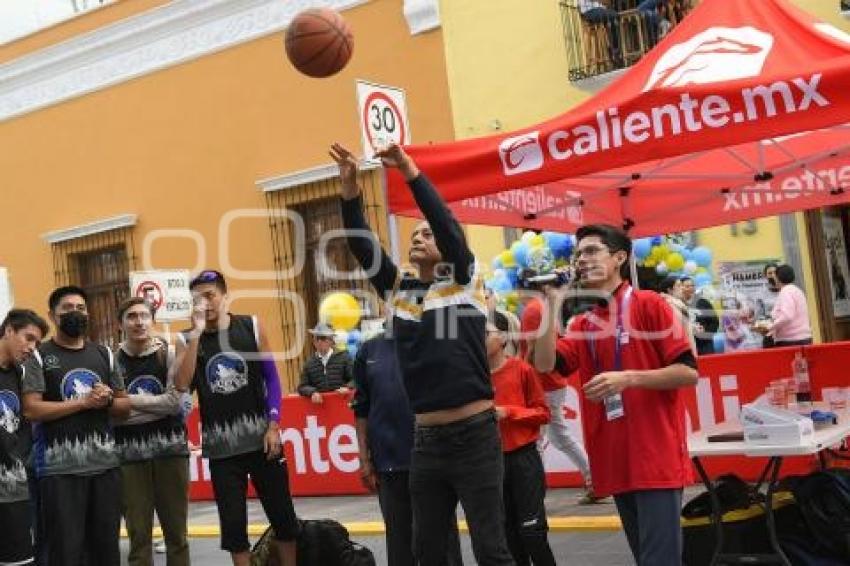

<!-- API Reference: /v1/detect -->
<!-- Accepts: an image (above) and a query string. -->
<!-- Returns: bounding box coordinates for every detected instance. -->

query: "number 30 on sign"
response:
[356,80,411,161]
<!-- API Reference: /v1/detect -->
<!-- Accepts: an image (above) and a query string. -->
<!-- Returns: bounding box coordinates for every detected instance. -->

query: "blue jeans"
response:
[614,488,683,566]
[410,410,514,566]
[637,0,662,46]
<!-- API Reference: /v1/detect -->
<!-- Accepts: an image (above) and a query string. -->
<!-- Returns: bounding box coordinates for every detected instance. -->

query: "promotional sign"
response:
[822,216,850,318]
[716,259,780,352]
[385,0,850,237]
[129,270,192,321]
[356,80,410,161]
[186,342,850,500]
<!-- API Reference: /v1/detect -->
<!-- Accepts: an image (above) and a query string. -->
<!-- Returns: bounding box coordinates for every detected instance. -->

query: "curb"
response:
[124,516,623,539]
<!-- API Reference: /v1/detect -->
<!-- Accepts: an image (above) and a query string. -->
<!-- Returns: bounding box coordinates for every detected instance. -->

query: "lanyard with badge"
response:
[588,287,632,421]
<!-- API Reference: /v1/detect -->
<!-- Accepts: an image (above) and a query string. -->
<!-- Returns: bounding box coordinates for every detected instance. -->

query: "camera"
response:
[519,268,572,290]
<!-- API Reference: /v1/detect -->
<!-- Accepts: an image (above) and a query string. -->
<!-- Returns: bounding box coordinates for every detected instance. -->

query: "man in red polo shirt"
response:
[488,309,555,566]
[533,224,697,566]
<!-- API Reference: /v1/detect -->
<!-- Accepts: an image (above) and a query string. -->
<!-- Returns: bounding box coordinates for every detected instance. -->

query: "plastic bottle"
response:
[792,351,812,408]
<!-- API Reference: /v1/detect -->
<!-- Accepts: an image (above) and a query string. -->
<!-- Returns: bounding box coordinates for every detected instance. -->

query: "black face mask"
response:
[58,311,89,338]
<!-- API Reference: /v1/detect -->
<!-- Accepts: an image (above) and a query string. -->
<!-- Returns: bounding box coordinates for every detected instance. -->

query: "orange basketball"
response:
[285,8,353,78]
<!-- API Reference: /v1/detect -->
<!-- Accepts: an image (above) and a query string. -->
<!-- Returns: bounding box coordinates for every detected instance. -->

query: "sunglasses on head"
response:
[190,270,224,288]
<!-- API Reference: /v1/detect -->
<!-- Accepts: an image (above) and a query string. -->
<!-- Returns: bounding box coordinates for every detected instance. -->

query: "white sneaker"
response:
[154,539,166,554]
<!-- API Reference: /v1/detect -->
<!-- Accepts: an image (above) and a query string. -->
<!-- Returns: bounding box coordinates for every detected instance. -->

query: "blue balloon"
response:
[633,238,652,260]
[541,231,557,246]
[506,268,520,286]
[512,242,531,268]
[680,248,693,261]
[650,236,663,246]
[549,234,573,259]
[491,256,503,270]
[694,273,713,287]
[712,333,725,354]
[347,330,361,344]
[692,247,713,268]
[348,345,358,360]
[492,277,513,293]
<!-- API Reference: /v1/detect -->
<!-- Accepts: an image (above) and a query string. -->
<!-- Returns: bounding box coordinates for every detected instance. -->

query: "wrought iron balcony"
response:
[560,0,697,82]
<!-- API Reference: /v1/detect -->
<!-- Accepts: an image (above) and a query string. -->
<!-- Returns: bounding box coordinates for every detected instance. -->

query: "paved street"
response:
[119,487,708,564]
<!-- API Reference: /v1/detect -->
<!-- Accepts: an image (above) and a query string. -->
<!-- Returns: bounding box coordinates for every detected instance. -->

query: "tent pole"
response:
[630,253,639,290]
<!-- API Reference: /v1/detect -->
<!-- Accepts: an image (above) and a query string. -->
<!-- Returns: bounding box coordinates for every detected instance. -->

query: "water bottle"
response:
[792,351,812,408]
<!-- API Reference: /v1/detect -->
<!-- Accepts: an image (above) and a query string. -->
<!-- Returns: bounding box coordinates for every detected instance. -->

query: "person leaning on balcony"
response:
[578,0,623,67]
[297,322,354,404]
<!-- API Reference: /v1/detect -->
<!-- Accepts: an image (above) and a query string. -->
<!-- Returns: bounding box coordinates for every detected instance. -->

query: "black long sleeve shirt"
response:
[341,175,493,414]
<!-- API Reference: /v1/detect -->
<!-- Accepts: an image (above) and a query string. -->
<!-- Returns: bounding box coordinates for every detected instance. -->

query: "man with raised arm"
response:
[331,142,514,566]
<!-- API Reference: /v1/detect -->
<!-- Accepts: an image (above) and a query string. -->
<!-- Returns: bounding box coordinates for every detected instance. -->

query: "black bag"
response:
[790,469,850,562]
[251,519,376,566]
[682,474,774,566]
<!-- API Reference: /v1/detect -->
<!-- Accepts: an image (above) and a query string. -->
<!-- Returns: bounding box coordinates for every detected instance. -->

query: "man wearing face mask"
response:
[22,286,130,566]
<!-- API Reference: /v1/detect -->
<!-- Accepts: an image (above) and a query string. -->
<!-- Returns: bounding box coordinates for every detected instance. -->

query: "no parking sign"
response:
[356,80,411,161]
[129,270,191,322]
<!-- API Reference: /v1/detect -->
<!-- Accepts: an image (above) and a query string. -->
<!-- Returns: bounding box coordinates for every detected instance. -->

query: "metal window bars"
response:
[51,227,137,350]
[560,0,697,82]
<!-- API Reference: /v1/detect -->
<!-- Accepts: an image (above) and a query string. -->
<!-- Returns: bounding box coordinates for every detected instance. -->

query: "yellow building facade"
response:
[0,0,455,390]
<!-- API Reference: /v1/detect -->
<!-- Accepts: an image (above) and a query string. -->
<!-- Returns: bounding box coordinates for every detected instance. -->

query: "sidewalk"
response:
[146,486,702,538]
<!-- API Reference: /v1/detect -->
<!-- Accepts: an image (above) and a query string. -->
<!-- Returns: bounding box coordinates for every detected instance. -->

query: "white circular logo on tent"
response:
[644,26,774,91]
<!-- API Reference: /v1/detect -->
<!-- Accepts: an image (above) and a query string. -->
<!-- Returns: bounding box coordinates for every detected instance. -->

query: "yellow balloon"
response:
[651,244,670,260]
[319,292,361,331]
[529,234,547,249]
[644,258,658,268]
[500,250,517,268]
[666,252,685,272]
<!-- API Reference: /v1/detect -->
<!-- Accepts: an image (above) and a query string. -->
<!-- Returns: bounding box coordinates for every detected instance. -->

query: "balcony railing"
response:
[560,0,697,81]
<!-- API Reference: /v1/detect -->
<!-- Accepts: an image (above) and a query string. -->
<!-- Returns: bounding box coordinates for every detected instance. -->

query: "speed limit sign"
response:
[356,80,411,161]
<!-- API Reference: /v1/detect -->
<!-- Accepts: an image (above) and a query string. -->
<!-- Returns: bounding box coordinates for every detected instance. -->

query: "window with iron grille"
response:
[264,168,390,391]
[51,227,136,350]
[560,0,697,82]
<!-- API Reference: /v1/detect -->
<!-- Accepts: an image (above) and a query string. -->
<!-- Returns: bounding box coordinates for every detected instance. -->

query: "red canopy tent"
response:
[387,0,850,237]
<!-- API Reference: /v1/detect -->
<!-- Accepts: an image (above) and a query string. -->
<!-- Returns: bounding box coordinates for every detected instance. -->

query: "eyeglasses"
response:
[573,245,611,260]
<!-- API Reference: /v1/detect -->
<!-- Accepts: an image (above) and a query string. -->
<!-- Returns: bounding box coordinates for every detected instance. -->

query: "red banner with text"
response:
[187,342,850,500]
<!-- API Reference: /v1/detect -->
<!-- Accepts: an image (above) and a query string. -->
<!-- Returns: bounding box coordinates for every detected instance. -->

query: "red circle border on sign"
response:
[135,280,164,311]
[362,91,407,152]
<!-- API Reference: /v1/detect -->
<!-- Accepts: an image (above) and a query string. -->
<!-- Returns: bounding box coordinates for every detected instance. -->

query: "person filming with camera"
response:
[533,224,698,566]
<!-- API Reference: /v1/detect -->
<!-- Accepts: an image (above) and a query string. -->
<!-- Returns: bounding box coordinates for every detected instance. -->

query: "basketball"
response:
[285,8,353,78]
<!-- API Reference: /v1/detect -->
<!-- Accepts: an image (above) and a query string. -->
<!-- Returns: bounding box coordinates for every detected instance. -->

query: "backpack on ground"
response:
[789,469,850,562]
[250,519,376,566]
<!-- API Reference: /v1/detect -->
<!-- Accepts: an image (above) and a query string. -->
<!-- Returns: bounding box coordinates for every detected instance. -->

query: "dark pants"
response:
[0,499,34,564]
[614,488,683,566]
[503,444,555,566]
[122,456,190,566]
[637,0,662,46]
[774,338,813,347]
[39,468,122,566]
[582,7,622,63]
[410,410,514,566]
[377,470,463,566]
[28,473,46,566]
[209,450,298,553]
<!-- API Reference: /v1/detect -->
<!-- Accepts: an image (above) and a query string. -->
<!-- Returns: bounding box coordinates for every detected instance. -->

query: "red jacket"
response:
[491,356,550,453]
